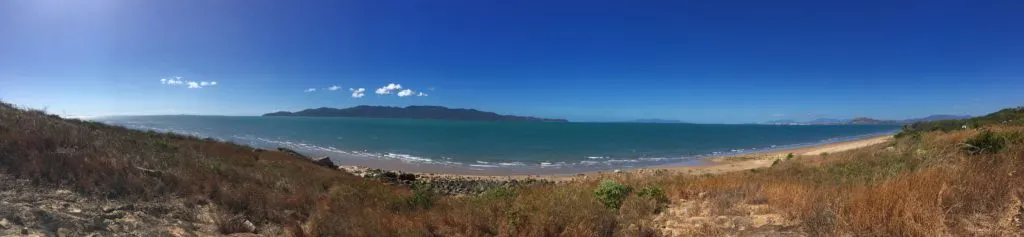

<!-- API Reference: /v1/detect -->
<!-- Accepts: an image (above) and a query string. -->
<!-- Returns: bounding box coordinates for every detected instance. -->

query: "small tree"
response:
[786,153,794,160]
[594,180,632,210]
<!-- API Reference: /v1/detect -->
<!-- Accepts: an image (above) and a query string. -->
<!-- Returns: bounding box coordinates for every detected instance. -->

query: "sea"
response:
[95,116,900,175]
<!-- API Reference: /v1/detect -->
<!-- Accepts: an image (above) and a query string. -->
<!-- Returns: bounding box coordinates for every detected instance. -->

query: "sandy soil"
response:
[650,135,894,176]
[798,135,892,156]
[341,135,895,181]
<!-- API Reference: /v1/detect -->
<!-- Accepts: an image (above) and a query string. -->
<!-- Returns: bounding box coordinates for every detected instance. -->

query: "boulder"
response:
[315,157,338,169]
[398,173,417,182]
[222,217,257,234]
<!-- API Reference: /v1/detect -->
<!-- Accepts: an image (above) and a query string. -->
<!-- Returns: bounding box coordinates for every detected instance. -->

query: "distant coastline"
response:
[761,114,971,125]
[264,105,568,122]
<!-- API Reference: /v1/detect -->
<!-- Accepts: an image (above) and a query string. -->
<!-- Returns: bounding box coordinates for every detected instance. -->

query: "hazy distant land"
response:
[264,105,568,122]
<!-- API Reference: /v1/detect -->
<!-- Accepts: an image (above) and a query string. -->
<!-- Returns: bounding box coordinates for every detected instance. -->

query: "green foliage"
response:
[771,159,781,167]
[901,107,1024,135]
[820,154,921,184]
[478,186,518,201]
[408,186,436,209]
[962,130,1021,155]
[389,186,437,211]
[786,153,794,160]
[594,180,632,210]
[636,186,669,212]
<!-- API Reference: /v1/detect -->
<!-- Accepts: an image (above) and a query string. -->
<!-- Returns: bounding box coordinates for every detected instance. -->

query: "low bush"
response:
[636,186,669,213]
[594,180,632,210]
[964,130,1006,154]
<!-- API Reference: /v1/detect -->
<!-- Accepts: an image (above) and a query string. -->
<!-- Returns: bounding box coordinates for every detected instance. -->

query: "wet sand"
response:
[339,135,895,181]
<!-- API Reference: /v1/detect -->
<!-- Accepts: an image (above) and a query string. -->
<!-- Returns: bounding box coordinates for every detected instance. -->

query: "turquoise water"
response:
[97,116,899,174]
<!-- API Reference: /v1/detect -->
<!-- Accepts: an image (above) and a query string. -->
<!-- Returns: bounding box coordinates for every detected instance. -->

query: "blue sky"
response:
[1,0,1022,123]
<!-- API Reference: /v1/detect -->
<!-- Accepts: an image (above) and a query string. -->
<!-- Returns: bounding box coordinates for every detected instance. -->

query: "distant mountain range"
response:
[263,105,568,122]
[762,115,972,125]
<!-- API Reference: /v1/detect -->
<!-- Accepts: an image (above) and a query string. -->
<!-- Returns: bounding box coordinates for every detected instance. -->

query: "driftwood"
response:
[134,166,164,177]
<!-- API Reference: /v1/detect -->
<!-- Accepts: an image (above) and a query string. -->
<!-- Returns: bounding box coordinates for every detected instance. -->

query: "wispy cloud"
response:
[160,77,216,89]
[375,83,402,95]
[327,85,341,91]
[350,88,366,98]
[417,92,428,97]
[304,88,317,92]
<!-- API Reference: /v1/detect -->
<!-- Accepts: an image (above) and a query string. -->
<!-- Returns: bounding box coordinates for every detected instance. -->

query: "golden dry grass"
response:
[1,101,1022,236]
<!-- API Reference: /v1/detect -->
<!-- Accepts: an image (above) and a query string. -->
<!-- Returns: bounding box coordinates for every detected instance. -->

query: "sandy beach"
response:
[342,134,895,181]
[647,135,893,176]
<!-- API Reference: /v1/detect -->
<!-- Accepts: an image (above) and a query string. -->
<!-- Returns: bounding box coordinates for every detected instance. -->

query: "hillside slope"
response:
[1,101,1023,236]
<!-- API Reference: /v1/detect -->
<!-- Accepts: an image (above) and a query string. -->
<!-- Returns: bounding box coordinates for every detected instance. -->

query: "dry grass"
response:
[0,102,662,236]
[2,101,1022,236]
[648,126,1024,236]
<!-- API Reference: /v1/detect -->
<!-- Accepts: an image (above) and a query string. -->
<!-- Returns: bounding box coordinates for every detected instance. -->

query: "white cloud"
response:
[397,89,414,97]
[374,83,402,95]
[327,85,341,91]
[160,77,216,89]
[369,83,430,97]
[350,88,366,98]
[161,77,184,85]
[305,88,317,92]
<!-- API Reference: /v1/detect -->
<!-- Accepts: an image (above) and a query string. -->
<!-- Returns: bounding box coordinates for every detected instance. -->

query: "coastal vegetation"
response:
[900,107,1024,133]
[1,101,1023,236]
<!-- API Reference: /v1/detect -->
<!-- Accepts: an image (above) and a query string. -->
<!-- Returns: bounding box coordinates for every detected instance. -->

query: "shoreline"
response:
[340,134,895,181]
[97,118,898,177]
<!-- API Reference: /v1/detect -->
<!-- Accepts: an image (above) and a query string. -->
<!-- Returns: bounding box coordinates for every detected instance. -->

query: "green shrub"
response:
[393,186,436,210]
[636,186,669,212]
[772,159,781,167]
[594,180,632,210]
[478,186,518,201]
[786,153,794,160]
[964,130,1007,155]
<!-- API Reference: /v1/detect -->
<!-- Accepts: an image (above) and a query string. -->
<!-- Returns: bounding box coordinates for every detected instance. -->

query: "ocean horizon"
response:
[96,115,900,174]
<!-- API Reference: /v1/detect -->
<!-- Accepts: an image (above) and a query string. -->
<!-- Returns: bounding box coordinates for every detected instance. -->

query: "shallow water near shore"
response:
[96,116,899,175]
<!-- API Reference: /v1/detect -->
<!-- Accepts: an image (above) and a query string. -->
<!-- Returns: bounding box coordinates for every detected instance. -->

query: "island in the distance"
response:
[263,105,568,122]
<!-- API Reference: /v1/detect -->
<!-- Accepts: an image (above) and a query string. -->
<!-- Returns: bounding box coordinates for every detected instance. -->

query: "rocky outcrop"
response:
[276,147,308,159]
[346,168,553,196]
[314,157,337,169]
